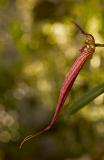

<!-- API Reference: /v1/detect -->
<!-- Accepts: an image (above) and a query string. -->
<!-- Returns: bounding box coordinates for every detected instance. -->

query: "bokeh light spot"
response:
[90,55,101,68]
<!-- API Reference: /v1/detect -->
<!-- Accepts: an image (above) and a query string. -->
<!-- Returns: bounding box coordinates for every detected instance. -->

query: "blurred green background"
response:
[0,0,104,159]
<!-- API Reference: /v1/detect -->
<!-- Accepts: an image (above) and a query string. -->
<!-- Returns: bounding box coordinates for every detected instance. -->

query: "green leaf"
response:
[68,83,104,116]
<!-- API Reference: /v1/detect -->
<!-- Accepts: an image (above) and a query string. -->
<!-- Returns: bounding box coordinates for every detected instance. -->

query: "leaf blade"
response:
[68,83,104,116]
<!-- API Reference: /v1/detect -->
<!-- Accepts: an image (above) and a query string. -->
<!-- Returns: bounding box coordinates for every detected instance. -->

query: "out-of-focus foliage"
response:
[0,0,104,160]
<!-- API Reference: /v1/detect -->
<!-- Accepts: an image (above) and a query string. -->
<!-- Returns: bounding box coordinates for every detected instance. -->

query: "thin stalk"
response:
[95,43,104,47]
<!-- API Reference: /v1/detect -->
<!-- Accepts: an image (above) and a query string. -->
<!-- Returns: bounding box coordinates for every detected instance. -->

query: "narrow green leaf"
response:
[68,83,104,116]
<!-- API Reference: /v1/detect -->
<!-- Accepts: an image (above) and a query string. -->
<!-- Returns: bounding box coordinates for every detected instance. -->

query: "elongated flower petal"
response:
[20,23,104,148]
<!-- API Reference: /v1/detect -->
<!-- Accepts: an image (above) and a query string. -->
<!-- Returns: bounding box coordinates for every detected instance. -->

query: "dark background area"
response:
[0,0,104,159]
